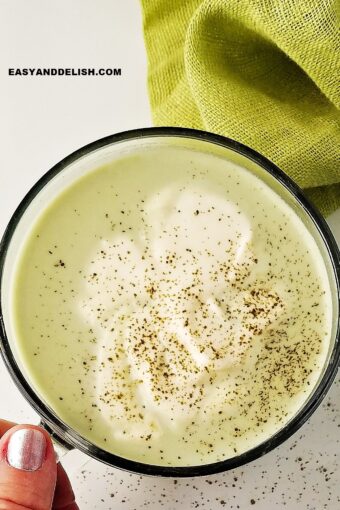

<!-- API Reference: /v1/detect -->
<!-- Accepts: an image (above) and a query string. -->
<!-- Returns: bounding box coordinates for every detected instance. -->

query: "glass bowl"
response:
[0,127,339,477]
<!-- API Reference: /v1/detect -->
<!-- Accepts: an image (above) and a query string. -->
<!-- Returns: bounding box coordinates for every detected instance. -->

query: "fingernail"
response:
[7,429,46,471]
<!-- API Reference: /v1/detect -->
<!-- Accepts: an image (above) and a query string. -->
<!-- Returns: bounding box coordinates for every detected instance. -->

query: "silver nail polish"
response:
[7,429,46,471]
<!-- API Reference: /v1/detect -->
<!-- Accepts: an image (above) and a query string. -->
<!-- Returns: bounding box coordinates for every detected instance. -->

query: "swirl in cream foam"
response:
[81,187,284,440]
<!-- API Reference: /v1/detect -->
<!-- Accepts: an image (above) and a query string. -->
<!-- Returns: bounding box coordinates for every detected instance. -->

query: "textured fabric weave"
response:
[141,0,340,216]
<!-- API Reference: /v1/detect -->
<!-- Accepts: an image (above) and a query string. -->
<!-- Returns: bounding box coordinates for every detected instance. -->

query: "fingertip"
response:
[0,424,57,510]
[1,424,58,478]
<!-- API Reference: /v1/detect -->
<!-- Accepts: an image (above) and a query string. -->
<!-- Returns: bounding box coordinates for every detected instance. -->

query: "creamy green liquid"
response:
[13,145,332,466]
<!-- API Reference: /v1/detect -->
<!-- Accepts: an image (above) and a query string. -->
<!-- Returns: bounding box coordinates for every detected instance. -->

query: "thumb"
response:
[0,425,57,510]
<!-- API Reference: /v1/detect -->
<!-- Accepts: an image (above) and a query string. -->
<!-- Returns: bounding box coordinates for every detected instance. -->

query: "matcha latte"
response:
[11,142,332,467]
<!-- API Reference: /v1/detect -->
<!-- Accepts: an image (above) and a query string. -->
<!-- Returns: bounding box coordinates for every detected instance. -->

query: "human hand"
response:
[0,419,78,509]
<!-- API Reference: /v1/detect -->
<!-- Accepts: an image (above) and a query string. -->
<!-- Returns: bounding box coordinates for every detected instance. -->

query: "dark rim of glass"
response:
[0,127,339,478]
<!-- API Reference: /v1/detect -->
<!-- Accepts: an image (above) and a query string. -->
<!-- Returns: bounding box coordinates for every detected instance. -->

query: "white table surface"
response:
[0,1,339,508]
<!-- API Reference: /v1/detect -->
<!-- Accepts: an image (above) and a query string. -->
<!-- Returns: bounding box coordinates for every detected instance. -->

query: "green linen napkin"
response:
[140,0,340,216]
